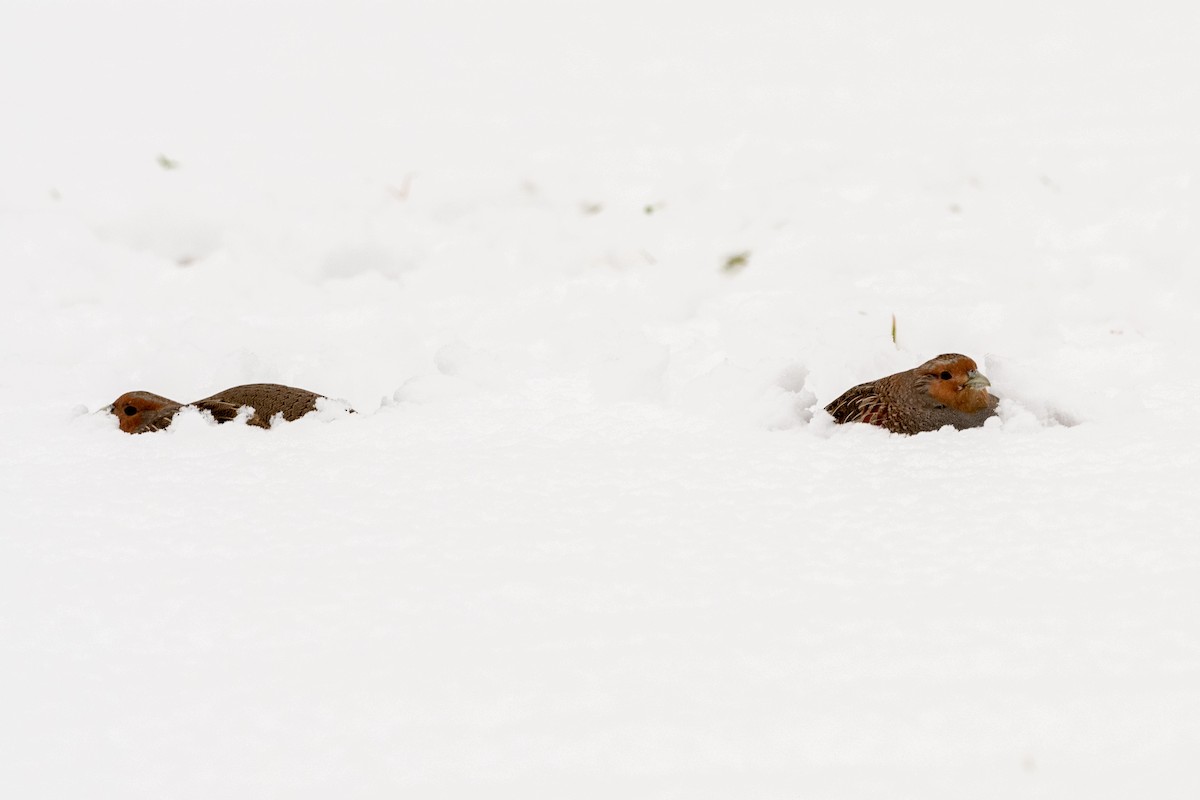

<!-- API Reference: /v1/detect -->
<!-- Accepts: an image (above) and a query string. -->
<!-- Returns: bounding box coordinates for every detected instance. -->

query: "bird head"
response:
[914,354,994,413]
[108,391,182,434]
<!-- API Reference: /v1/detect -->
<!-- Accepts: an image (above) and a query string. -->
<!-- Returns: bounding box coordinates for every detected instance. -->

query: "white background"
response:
[2,2,1198,797]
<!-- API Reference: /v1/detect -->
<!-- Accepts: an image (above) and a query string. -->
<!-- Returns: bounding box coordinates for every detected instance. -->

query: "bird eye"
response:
[123,405,138,416]
[939,371,952,380]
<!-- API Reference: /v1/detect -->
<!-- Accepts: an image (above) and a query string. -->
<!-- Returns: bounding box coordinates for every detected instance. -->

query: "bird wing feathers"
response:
[824,383,892,427]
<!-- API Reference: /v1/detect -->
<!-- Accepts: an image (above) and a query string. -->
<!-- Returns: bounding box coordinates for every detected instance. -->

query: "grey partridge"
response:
[825,353,998,434]
[109,383,338,434]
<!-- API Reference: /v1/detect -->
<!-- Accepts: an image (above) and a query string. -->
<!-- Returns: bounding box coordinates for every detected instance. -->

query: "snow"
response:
[2,2,1198,798]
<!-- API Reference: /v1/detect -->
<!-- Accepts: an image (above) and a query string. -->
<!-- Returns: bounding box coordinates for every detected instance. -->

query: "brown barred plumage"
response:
[108,383,339,434]
[825,354,998,435]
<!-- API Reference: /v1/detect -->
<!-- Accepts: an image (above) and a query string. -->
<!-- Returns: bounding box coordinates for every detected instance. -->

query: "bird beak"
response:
[964,370,991,389]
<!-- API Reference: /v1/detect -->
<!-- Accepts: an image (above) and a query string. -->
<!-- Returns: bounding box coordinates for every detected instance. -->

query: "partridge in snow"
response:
[825,353,998,434]
[108,383,338,434]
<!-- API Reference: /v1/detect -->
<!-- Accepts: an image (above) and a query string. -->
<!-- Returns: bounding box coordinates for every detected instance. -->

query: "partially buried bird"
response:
[825,353,998,435]
[108,383,341,434]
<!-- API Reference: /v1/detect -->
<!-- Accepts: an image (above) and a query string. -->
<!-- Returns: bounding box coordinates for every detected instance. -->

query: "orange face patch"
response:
[922,357,993,413]
[110,391,178,434]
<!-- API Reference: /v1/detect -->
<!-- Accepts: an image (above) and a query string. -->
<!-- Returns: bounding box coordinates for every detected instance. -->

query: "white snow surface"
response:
[2,2,1199,798]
